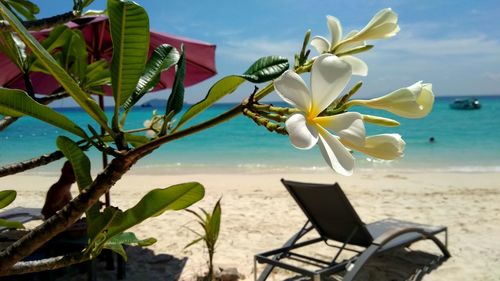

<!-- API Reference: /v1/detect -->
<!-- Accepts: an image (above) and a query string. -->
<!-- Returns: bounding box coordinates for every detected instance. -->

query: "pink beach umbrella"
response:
[0,15,216,208]
[0,15,217,96]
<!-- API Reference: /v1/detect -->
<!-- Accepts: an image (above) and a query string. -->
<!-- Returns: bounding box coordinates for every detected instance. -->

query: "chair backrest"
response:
[281,179,373,247]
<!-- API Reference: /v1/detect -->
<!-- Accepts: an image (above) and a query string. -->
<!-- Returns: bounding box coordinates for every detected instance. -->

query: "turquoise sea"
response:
[1,96,500,174]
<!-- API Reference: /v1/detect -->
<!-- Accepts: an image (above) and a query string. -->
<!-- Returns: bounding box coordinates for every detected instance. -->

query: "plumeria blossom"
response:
[348,81,434,118]
[274,54,366,175]
[310,8,400,76]
[310,16,369,76]
[339,8,400,45]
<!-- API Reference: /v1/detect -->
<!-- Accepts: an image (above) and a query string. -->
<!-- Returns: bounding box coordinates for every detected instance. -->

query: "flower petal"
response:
[327,15,342,47]
[317,127,355,176]
[285,113,319,150]
[315,112,365,146]
[274,70,312,112]
[339,8,399,44]
[310,36,330,54]
[310,54,352,117]
[342,134,405,160]
[341,55,368,76]
[359,81,434,118]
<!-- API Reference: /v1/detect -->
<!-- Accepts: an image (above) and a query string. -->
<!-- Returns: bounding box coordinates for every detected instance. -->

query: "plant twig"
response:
[0,11,80,32]
[0,252,90,276]
[0,151,64,178]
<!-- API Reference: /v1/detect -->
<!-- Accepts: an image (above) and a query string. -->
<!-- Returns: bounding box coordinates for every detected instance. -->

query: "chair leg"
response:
[255,221,314,281]
[342,245,379,281]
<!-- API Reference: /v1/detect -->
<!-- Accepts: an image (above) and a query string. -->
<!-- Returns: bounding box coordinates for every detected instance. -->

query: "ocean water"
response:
[1,96,499,174]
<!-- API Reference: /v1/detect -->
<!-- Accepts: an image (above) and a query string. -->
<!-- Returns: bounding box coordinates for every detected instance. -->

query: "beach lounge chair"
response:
[254,179,450,281]
[0,207,42,233]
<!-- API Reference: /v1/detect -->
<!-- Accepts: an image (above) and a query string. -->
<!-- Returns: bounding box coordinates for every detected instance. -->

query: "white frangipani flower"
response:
[310,16,368,76]
[349,81,434,118]
[274,54,366,175]
[339,8,400,45]
[341,134,405,160]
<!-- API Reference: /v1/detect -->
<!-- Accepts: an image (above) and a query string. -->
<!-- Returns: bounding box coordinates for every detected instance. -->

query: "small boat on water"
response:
[449,98,481,110]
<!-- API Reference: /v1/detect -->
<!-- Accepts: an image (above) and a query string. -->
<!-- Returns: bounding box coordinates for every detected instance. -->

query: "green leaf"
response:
[184,237,203,249]
[56,136,99,221]
[101,232,156,261]
[122,44,180,112]
[207,199,221,245]
[107,182,204,238]
[0,190,16,209]
[103,243,127,260]
[165,48,185,116]
[241,56,289,83]
[3,0,39,20]
[0,218,24,230]
[124,133,149,147]
[174,76,245,131]
[173,56,289,131]
[31,27,89,85]
[0,3,110,132]
[105,232,157,247]
[87,207,119,248]
[0,32,26,70]
[108,0,149,107]
[84,59,111,90]
[56,137,92,192]
[0,88,86,138]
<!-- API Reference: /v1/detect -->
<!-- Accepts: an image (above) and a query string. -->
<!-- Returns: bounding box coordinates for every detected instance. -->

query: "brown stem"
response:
[0,152,141,272]
[0,252,90,276]
[0,150,64,178]
[0,115,18,131]
[0,11,79,32]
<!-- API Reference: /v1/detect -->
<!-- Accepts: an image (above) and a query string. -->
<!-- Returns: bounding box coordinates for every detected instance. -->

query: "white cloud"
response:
[217,37,298,63]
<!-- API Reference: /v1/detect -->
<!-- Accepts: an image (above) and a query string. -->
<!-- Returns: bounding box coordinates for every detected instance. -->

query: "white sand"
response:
[2,170,500,280]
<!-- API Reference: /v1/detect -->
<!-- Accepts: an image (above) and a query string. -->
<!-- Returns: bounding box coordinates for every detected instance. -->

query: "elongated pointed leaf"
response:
[166,49,185,115]
[4,0,39,20]
[0,88,86,138]
[56,136,92,192]
[122,44,180,111]
[101,232,156,261]
[107,182,204,238]
[84,59,111,90]
[87,206,119,248]
[0,218,24,229]
[105,232,156,247]
[0,3,110,132]
[207,199,221,245]
[184,237,203,249]
[104,243,127,260]
[108,0,149,107]
[56,136,99,220]
[0,32,26,70]
[173,56,289,131]
[174,76,245,131]
[0,190,16,209]
[241,56,289,83]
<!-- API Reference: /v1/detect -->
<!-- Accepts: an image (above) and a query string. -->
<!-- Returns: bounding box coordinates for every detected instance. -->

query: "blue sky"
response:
[37,0,500,105]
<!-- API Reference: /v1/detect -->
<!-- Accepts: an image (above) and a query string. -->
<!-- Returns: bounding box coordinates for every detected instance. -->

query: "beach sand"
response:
[2,170,500,280]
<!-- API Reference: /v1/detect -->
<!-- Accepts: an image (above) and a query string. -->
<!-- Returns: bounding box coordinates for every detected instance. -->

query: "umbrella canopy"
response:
[0,15,217,95]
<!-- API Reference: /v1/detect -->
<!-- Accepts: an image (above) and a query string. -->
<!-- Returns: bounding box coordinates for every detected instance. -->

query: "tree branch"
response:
[0,252,90,276]
[0,11,79,32]
[0,150,64,178]
[0,149,145,272]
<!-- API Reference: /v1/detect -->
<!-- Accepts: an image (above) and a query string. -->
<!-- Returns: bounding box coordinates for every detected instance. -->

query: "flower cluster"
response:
[272,8,433,175]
